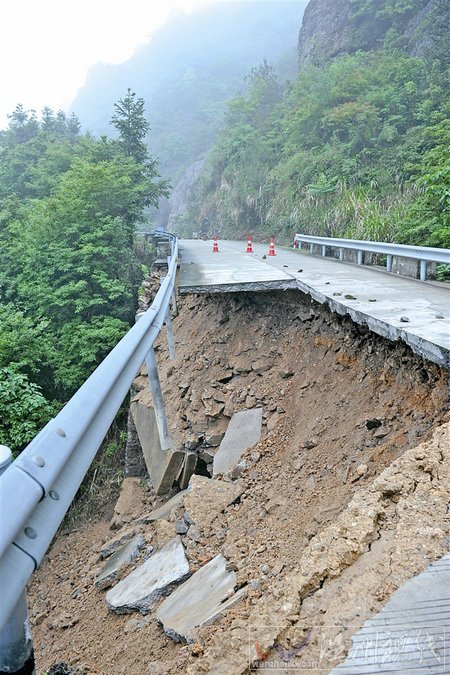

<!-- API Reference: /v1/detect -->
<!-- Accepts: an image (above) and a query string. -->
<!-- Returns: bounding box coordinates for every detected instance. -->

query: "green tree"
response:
[0,96,166,418]
[424,0,450,73]
[110,89,170,234]
[0,106,83,200]
[0,367,55,454]
[0,304,50,377]
[5,104,39,145]
[7,153,138,394]
[111,89,150,164]
[400,117,450,248]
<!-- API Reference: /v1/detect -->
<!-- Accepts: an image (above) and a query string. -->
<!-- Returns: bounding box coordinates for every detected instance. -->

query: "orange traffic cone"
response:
[212,236,219,252]
[246,236,253,253]
[268,237,276,256]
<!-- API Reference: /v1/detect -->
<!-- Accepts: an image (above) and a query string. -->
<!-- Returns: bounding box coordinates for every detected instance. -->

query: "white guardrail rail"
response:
[294,234,450,281]
[0,232,178,670]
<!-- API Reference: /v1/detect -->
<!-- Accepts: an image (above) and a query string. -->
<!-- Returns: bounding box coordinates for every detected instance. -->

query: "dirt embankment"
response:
[29,290,449,675]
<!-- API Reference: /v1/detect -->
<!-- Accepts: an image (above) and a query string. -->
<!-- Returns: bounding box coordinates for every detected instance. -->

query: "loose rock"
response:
[184,475,244,532]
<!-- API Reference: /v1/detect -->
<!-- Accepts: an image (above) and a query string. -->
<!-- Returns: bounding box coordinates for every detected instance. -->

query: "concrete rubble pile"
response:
[96,416,263,641]
[29,279,450,673]
[91,254,270,642]
[130,260,270,495]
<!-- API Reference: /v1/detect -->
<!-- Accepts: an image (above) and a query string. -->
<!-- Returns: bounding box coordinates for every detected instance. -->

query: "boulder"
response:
[184,475,244,532]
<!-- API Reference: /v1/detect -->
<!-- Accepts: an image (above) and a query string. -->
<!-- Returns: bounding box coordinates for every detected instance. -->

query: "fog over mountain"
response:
[70,2,307,184]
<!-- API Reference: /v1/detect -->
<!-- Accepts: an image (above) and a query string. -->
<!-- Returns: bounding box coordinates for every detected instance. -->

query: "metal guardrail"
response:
[0,232,178,637]
[294,234,450,281]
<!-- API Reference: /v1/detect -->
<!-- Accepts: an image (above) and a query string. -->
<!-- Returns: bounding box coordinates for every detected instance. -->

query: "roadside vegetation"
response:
[181,2,449,254]
[0,91,168,453]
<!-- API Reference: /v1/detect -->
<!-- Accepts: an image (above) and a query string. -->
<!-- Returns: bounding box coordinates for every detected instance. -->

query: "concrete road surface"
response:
[178,239,450,368]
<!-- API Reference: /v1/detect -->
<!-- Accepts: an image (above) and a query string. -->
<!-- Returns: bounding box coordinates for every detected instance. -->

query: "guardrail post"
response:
[309,244,313,254]
[144,348,172,452]
[167,256,178,317]
[171,290,178,317]
[321,245,326,257]
[386,254,393,273]
[0,592,35,675]
[419,260,427,281]
[161,262,176,358]
[339,247,344,262]
[357,250,363,265]
[0,446,35,675]
[165,309,176,360]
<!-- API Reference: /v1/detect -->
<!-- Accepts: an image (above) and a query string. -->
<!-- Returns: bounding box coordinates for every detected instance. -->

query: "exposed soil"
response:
[28,289,449,675]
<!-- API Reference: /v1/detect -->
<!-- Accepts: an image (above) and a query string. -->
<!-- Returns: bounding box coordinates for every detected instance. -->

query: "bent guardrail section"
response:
[0,232,178,636]
[294,234,450,281]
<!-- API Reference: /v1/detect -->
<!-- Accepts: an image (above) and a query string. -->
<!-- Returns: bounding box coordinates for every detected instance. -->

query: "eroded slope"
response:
[29,290,449,675]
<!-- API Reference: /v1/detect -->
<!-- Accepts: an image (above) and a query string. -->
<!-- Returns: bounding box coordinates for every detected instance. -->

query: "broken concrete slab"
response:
[184,475,244,532]
[105,537,189,614]
[156,554,246,642]
[96,535,145,590]
[99,528,139,559]
[131,401,184,495]
[146,490,188,522]
[177,451,197,490]
[330,553,450,674]
[213,408,263,476]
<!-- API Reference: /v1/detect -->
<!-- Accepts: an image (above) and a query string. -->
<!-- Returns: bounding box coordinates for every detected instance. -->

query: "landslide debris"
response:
[29,290,449,675]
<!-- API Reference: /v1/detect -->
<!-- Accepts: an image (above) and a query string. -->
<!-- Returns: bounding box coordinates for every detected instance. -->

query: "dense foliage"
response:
[182,15,449,251]
[0,93,166,452]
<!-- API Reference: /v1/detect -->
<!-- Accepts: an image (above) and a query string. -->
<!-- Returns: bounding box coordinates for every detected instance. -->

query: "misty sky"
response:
[1,0,303,130]
[0,0,210,128]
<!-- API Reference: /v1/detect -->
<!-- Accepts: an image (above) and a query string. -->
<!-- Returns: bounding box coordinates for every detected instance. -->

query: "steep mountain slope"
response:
[181,0,449,250]
[70,2,306,181]
[297,0,435,65]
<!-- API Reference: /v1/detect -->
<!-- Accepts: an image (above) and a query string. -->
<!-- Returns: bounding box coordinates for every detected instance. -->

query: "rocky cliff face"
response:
[167,159,205,231]
[298,0,436,65]
[297,0,354,64]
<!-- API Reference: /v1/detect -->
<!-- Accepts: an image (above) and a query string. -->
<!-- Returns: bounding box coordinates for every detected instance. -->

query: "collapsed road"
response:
[28,257,449,674]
